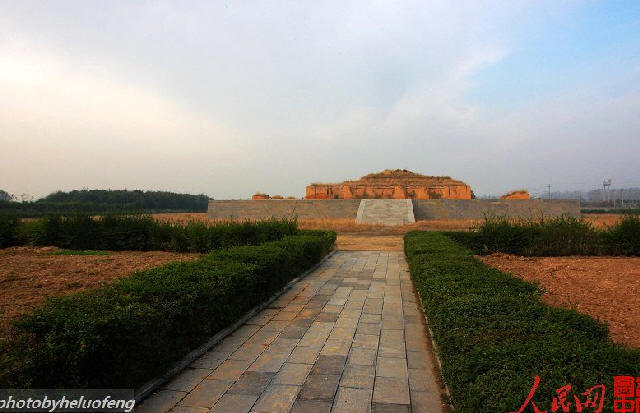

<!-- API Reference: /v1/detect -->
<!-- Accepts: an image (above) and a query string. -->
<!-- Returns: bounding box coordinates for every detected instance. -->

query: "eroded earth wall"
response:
[412,199,581,220]
[207,199,361,220]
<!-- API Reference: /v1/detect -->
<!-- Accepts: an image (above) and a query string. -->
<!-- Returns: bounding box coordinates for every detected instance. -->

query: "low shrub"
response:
[405,231,640,412]
[448,215,640,256]
[27,214,298,252]
[0,214,19,248]
[606,214,640,256]
[13,220,44,245]
[0,231,335,389]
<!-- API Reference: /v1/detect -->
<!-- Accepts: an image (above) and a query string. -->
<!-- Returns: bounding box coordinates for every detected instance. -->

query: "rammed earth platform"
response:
[136,251,446,413]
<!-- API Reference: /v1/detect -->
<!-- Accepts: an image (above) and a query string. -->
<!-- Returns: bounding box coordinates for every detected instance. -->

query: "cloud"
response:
[450,46,508,83]
[0,42,249,196]
[0,0,638,198]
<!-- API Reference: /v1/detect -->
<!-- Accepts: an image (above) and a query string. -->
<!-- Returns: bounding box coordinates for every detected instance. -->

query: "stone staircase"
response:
[356,199,416,226]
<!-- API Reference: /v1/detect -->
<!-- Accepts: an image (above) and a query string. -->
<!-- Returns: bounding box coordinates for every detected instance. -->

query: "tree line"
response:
[0,189,210,216]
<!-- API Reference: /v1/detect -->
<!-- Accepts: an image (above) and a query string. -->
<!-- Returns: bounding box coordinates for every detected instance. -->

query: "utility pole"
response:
[546,184,551,200]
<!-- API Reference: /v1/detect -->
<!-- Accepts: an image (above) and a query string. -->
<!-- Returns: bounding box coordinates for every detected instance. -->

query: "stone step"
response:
[356,199,415,226]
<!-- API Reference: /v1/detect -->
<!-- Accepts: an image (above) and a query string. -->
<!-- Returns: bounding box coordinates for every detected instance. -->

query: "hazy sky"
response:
[1,0,639,199]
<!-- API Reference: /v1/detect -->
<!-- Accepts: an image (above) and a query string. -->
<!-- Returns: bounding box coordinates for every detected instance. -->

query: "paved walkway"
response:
[137,251,445,413]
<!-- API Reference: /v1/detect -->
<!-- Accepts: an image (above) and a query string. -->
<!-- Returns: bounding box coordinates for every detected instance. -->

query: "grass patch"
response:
[405,231,640,412]
[0,230,336,389]
[447,214,640,256]
[51,250,111,256]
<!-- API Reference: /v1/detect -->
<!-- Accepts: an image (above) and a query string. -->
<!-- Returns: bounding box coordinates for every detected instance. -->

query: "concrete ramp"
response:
[356,199,416,226]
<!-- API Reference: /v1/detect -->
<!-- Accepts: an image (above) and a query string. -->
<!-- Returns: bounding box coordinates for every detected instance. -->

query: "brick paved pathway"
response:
[137,251,444,413]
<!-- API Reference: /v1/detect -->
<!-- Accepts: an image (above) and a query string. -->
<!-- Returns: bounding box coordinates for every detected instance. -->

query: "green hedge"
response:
[405,231,640,412]
[0,231,335,389]
[9,214,298,253]
[448,215,640,256]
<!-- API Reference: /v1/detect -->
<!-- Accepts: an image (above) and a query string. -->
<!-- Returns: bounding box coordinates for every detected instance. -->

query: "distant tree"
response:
[0,189,13,202]
[38,189,210,211]
[0,189,211,217]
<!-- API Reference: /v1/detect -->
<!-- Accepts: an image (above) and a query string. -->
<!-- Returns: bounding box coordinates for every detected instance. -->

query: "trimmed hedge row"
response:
[448,215,640,256]
[0,230,336,389]
[5,214,298,253]
[404,231,640,412]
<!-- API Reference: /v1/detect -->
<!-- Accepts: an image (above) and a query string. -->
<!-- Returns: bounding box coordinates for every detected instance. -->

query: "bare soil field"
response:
[479,253,640,348]
[0,247,199,337]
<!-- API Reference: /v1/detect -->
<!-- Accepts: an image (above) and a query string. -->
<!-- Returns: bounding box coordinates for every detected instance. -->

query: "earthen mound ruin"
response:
[305,169,472,199]
[500,190,530,200]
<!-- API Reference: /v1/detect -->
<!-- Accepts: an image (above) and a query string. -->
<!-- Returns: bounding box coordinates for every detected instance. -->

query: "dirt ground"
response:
[336,234,404,251]
[0,247,199,337]
[479,253,640,348]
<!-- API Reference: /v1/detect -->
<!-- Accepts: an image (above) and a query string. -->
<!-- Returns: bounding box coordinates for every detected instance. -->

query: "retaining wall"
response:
[412,199,580,220]
[207,199,361,220]
[208,199,580,221]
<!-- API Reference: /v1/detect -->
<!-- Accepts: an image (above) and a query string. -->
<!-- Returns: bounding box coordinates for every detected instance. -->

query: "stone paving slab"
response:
[136,251,445,413]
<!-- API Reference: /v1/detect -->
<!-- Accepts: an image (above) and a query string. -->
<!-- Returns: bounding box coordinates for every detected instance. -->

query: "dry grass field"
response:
[0,247,199,338]
[152,212,213,223]
[583,213,627,228]
[153,213,478,233]
[153,212,628,233]
[298,218,478,233]
[480,253,640,348]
